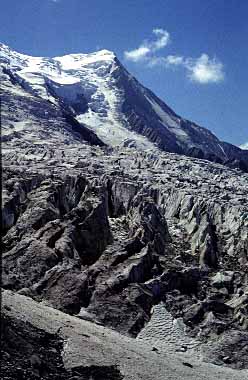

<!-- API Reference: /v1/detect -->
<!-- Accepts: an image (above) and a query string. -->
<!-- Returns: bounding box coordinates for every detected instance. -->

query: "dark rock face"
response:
[112,59,248,171]
[114,69,183,154]
[2,174,112,314]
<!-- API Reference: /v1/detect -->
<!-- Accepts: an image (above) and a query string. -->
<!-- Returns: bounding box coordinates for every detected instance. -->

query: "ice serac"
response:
[1,42,247,170]
[2,142,248,369]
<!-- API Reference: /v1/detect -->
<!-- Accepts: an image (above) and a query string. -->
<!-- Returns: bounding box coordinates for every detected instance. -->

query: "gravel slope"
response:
[2,290,247,380]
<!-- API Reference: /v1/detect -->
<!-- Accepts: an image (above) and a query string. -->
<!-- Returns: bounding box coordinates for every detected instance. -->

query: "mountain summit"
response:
[1,43,247,170]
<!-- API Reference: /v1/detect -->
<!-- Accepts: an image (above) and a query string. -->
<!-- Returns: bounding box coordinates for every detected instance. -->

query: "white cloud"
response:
[147,55,184,68]
[147,56,165,67]
[152,28,170,50]
[124,29,225,84]
[124,28,170,62]
[150,53,224,84]
[124,46,150,62]
[165,55,184,66]
[240,142,248,150]
[185,54,224,84]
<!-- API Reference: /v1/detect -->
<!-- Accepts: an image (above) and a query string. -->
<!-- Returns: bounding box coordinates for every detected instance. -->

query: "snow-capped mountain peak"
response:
[54,49,116,70]
[0,43,115,67]
[1,43,248,170]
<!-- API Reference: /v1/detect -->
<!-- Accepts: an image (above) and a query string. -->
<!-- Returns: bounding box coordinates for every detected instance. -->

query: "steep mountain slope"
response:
[0,52,104,150]
[1,42,248,170]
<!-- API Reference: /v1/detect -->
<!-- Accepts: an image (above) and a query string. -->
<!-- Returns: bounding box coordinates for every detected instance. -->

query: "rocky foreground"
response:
[2,289,247,380]
[2,142,248,378]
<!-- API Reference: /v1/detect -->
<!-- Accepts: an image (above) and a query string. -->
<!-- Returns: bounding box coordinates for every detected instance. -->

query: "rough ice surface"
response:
[137,303,200,354]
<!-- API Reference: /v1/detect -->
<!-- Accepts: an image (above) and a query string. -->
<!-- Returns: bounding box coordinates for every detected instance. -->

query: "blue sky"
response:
[1,0,247,147]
